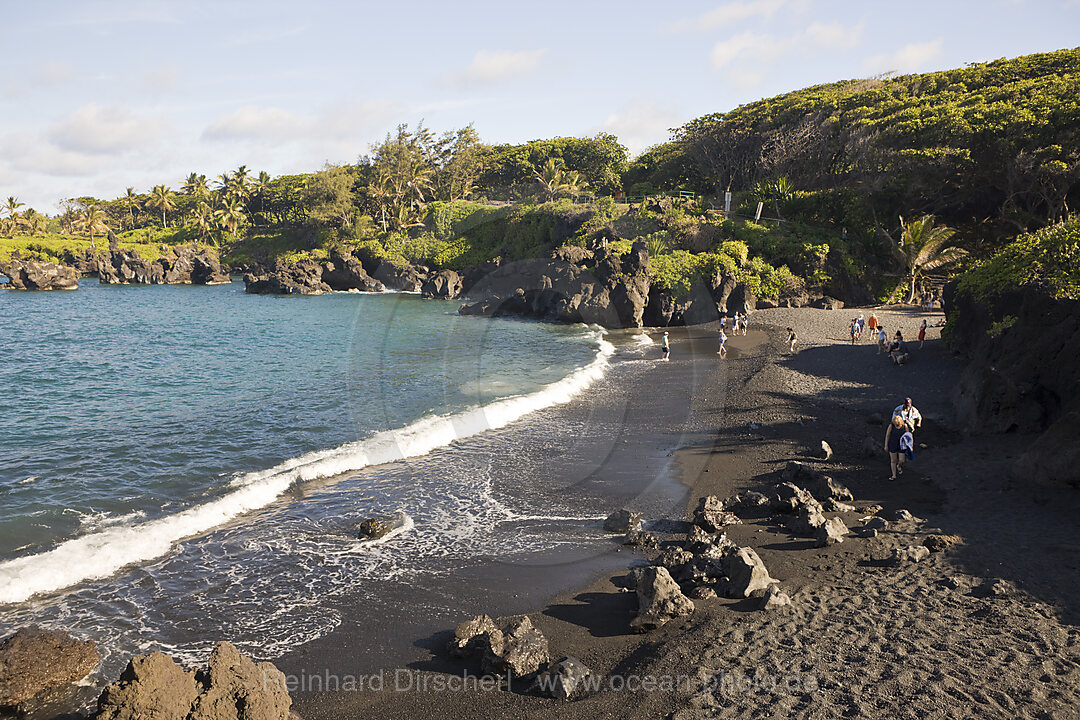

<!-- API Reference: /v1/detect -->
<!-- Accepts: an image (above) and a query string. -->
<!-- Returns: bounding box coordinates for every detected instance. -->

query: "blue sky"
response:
[3,0,1079,212]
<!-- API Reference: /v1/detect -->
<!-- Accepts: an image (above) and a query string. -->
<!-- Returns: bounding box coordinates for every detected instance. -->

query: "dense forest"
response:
[2,48,1078,304]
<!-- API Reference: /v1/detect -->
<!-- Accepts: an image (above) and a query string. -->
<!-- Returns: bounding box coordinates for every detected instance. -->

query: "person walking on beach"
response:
[661,331,670,361]
[867,312,878,342]
[893,397,922,433]
[850,318,860,345]
[717,328,728,356]
[858,313,865,336]
[876,325,887,354]
[918,319,927,348]
[884,414,907,481]
[787,327,798,353]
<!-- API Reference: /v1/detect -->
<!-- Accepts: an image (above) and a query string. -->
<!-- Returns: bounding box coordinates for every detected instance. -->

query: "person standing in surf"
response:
[661,331,670,361]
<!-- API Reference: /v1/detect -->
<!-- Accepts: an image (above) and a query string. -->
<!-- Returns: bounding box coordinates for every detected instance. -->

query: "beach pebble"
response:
[890,545,931,566]
[722,547,777,598]
[630,566,695,633]
[529,657,594,701]
[923,534,963,552]
[603,509,643,534]
[751,584,792,611]
[820,440,834,460]
[814,516,848,547]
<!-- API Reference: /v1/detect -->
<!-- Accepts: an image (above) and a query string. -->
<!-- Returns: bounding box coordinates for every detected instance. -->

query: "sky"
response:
[2,0,1079,213]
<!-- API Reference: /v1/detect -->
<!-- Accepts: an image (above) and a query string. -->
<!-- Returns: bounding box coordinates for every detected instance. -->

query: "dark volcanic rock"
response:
[245,257,331,295]
[0,627,98,709]
[97,246,229,286]
[629,566,694,632]
[0,258,79,290]
[421,269,463,299]
[603,509,642,533]
[448,615,499,658]
[321,249,384,292]
[529,657,594,701]
[478,616,550,680]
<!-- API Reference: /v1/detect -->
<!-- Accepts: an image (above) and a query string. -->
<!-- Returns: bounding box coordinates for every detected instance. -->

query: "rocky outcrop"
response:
[458,241,651,329]
[97,641,291,720]
[353,246,427,292]
[0,258,79,290]
[944,281,1080,487]
[603,509,643,533]
[421,269,463,299]
[97,246,230,285]
[721,547,777,597]
[243,249,431,295]
[244,256,330,295]
[692,496,741,533]
[321,249,384,292]
[0,627,98,710]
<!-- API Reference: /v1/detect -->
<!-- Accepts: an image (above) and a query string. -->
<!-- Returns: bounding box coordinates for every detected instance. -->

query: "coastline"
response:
[283,306,1080,720]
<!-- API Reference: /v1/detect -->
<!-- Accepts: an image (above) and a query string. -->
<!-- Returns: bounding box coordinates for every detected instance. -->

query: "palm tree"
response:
[214,197,246,241]
[4,196,24,221]
[79,205,109,254]
[182,173,210,201]
[562,170,589,199]
[897,215,967,303]
[123,187,140,230]
[535,159,566,202]
[253,171,271,220]
[147,185,176,228]
[232,165,253,201]
[192,202,215,247]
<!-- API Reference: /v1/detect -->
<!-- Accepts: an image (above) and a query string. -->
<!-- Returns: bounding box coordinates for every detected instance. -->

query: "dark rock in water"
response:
[603,509,642,534]
[458,241,651,329]
[356,511,408,541]
[478,616,550,680]
[421,269,463,299]
[321,249,383,292]
[629,566,694,632]
[97,641,292,720]
[529,657,594,700]
[0,627,99,709]
[352,247,427,292]
[0,258,79,290]
[448,615,499,658]
[97,246,229,286]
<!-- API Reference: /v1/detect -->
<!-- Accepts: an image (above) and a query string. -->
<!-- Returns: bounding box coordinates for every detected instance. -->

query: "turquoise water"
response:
[0,278,690,702]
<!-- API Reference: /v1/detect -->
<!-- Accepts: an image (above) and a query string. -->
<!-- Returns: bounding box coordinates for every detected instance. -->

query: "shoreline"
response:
[284,306,1080,720]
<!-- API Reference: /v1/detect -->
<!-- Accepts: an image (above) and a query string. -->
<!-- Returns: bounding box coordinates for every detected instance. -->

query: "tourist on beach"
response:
[850,318,859,345]
[718,328,728,356]
[892,397,922,432]
[661,331,670,361]
[884,414,907,481]
[858,313,865,336]
[720,316,727,333]
[867,313,878,341]
[877,326,887,354]
[918,319,927,348]
[787,327,798,353]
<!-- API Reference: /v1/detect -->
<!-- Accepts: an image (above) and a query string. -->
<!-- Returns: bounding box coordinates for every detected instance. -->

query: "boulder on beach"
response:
[722,491,769,514]
[603,509,643,534]
[478,616,550,680]
[788,499,827,536]
[814,516,847,547]
[890,545,931,566]
[751,584,792,611]
[772,482,815,513]
[693,496,741,532]
[782,462,854,503]
[721,547,777,598]
[448,615,499,658]
[0,627,99,710]
[622,530,659,550]
[528,656,594,701]
[97,642,292,720]
[629,566,695,633]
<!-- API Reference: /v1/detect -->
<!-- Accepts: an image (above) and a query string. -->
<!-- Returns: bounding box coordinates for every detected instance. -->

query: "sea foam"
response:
[0,330,614,605]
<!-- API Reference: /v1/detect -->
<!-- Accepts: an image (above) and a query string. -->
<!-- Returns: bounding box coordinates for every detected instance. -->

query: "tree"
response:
[303,164,356,229]
[214,197,246,241]
[897,215,968,302]
[4,196,24,221]
[232,165,253,201]
[123,187,141,229]
[79,205,109,253]
[253,171,272,220]
[191,202,215,246]
[147,185,176,228]
[535,158,566,201]
[182,173,210,201]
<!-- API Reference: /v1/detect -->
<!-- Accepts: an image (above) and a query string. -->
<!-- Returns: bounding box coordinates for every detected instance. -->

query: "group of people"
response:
[884,397,922,481]
[717,313,749,356]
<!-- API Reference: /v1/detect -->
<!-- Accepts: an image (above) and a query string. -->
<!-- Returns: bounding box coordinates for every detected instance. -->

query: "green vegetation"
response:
[4,48,1077,310]
[954,217,1080,302]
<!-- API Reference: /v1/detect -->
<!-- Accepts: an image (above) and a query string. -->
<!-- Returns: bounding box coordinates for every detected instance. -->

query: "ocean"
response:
[0,278,681,686]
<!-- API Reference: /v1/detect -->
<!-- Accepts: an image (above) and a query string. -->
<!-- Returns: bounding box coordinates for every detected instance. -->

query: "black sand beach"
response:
[281,306,1080,720]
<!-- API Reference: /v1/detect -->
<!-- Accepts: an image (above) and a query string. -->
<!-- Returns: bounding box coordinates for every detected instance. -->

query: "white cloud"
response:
[48,104,166,155]
[600,101,683,156]
[805,20,865,49]
[711,31,789,69]
[1,131,101,179]
[202,106,309,142]
[444,49,547,87]
[864,38,945,74]
[668,0,791,33]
